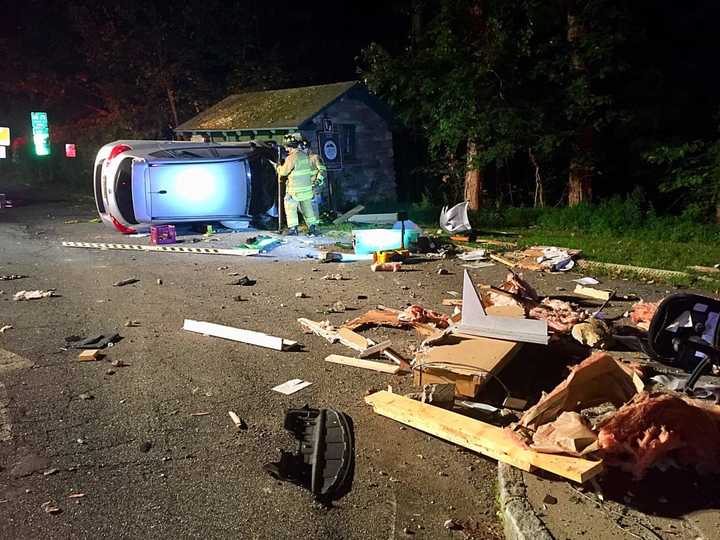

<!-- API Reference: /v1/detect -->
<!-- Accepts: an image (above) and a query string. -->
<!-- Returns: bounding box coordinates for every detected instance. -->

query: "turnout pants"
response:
[284,194,319,228]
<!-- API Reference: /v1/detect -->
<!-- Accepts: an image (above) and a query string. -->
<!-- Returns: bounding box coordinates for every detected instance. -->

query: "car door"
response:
[147,159,249,220]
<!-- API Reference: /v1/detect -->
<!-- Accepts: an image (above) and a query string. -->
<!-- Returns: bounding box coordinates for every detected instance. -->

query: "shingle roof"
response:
[176,81,358,131]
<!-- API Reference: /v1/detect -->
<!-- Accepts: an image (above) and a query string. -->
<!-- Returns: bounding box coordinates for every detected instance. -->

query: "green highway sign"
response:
[31,111,51,156]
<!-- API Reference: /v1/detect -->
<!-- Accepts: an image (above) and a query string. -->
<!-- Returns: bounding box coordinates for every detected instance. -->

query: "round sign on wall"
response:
[323,140,338,161]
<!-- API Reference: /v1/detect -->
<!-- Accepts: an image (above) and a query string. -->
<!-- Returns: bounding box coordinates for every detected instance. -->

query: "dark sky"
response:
[0,0,411,134]
[0,0,409,83]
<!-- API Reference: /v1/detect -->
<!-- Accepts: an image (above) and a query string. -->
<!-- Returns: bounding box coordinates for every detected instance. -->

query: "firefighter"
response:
[275,134,327,236]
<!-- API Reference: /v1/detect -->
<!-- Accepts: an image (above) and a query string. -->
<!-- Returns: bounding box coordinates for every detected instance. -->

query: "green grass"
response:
[504,231,720,273]
[328,195,720,287]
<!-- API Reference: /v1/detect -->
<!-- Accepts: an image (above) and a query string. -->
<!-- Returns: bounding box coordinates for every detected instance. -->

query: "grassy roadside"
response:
[479,229,720,290]
[359,197,720,289]
[500,230,720,272]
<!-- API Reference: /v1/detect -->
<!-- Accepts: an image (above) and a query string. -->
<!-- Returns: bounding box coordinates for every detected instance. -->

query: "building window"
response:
[339,124,356,162]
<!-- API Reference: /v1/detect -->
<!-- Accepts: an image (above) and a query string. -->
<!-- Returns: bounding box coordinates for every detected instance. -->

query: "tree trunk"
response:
[528,149,545,208]
[165,84,179,128]
[568,127,593,206]
[464,141,483,210]
[568,161,592,206]
[567,7,592,206]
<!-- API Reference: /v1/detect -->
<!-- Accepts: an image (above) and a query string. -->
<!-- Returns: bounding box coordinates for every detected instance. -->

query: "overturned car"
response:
[94,140,277,233]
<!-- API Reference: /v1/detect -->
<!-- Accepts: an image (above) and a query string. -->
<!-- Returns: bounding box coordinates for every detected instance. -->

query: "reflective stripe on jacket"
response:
[277,149,318,200]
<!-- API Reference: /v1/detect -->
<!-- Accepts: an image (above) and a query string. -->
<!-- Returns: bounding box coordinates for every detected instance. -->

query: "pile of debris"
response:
[297,260,720,487]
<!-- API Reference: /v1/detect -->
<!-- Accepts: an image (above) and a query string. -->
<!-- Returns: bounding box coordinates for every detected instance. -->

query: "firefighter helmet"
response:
[283,133,303,148]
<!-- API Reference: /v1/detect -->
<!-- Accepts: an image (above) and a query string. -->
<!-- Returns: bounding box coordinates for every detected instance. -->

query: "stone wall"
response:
[303,95,396,207]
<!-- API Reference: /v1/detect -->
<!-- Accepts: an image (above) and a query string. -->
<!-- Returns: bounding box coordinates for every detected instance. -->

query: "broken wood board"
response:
[357,340,392,358]
[365,391,603,483]
[333,205,365,224]
[573,284,613,301]
[336,327,371,350]
[414,334,522,398]
[347,213,398,225]
[299,318,376,353]
[489,254,517,268]
[451,236,517,248]
[272,379,312,395]
[184,319,296,351]
[78,349,102,362]
[343,307,439,337]
[383,348,412,371]
[504,246,583,272]
[325,354,400,374]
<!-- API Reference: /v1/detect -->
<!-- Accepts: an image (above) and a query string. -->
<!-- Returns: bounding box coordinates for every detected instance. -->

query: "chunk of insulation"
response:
[598,391,720,479]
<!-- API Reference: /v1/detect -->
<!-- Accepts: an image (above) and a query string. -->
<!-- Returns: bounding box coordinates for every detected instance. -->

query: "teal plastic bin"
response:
[352,228,419,254]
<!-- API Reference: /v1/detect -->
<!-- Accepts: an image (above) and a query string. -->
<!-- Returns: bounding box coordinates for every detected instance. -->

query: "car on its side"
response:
[94,140,277,233]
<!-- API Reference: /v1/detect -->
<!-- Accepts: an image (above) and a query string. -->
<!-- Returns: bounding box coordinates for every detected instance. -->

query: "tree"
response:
[645,136,720,223]
[362,0,636,209]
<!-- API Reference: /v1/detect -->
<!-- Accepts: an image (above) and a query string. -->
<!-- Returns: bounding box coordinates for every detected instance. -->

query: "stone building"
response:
[175,81,396,207]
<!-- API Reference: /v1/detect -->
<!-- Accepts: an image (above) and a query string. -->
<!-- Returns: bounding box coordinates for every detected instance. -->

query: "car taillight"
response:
[108,144,131,162]
[110,215,136,234]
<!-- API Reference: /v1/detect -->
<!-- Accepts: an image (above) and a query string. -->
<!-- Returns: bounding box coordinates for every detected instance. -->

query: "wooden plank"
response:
[184,319,294,351]
[573,284,612,301]
[365,391,603,483]
[325,354,400,374]
[382,348,412,372]
[337,327,371,350]
[299,318,371,352]
[348,213,399,224]
[357,340,392,358]
[78,349,102,362]
[477,238,517,248]
[333,205,365,225]
[489,253,517,268]
[442,299,463,306]
[298,317,345,344]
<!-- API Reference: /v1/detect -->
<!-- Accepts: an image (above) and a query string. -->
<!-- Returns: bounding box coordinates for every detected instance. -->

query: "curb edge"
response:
[497,463,554,540]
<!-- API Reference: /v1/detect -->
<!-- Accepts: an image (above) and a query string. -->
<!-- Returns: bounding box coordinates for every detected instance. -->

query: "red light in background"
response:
[65,144,77,158]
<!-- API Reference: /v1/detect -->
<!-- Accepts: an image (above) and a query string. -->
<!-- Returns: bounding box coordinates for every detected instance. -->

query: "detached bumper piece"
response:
[265,407,354,500]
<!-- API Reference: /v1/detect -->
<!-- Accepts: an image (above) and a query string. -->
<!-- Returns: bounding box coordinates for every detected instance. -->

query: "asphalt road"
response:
[0,200,701,540]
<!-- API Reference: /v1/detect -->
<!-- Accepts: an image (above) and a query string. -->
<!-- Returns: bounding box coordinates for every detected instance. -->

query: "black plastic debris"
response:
[229,276,256,286]
[265,406,354,500]
[113,278,139,287]
[648,293,720,390]
[67,333,121,349]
